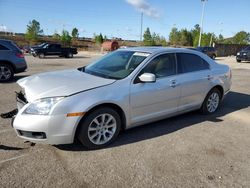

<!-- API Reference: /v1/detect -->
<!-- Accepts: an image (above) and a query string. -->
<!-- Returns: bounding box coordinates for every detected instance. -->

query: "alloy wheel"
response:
[0,65,12,81]
[87,113,117,145]
[207,92,219,113]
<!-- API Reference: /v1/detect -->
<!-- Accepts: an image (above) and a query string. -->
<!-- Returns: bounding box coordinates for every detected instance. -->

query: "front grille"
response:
[17,130,47,139]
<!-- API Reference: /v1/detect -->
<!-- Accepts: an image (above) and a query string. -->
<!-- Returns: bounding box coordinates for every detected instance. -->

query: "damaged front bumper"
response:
[9,91,78,145]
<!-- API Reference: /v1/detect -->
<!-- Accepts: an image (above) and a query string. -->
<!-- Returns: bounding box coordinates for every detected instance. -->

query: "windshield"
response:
[38,43,45,47]
[84,50,150,79]
[243,46,250,51]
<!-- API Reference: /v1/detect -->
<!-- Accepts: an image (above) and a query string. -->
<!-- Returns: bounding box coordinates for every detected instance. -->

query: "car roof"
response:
[119,46,198,54]
[0,39,12,44]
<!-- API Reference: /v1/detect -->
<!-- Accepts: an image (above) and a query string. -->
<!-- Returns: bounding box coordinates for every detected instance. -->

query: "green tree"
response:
[151,33,167,46]
[232,31,250,44]
[52,30,60,41]
[143,27,153,46]
[218,34,224,43]
[190,24,200,47]
[60,30,72,46]
[169,27,180,45]
[94,33,104,44]
[160,36,167,46]
[25,19,43,42]
[179,29,193,46]
[71,28,79,39]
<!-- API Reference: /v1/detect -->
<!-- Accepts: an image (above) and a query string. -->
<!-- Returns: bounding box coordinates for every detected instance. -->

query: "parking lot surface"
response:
[0,53,250,188]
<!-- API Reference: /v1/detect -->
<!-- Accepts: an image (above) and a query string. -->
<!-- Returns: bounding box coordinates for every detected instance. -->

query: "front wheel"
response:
[200,88,221,114]
[237,59,241,63]
[77,107,121,149]
[38,53,45,58]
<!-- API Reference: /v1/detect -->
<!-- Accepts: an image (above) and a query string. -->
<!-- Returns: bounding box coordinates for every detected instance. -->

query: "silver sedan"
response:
[13,47,231,149]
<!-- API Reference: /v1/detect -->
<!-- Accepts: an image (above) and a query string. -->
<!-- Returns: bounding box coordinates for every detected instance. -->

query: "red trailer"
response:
[102,41,119,51]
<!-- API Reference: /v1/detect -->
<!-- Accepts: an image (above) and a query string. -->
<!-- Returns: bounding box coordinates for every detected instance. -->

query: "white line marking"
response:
[0,154,27,164]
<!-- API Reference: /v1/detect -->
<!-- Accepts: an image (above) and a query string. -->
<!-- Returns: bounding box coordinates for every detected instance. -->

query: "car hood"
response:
[17,69,116,102]
[239,50,248,53]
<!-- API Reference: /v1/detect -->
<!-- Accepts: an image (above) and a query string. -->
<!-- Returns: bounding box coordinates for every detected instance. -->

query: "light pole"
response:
[140,12,143,41]
[198,0,207,47]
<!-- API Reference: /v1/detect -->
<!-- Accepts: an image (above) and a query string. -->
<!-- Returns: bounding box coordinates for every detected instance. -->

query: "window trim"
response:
[132,52,178,84]
[0,44,10,51]
[175,52,211,75]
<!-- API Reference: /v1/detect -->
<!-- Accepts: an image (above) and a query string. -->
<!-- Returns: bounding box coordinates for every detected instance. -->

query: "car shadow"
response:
[0,145,25,151]
[238,61,250,63]
[56,91,250,151]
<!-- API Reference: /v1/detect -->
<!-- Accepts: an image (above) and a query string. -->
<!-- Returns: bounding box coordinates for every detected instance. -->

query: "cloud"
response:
[0,25,7,31]
[126,0,160,18]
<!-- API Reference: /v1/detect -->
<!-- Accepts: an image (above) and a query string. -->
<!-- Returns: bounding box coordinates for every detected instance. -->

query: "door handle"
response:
[206,75,213,80]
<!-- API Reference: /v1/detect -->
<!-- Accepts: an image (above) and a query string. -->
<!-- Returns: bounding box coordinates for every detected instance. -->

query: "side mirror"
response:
[139,73,156,83]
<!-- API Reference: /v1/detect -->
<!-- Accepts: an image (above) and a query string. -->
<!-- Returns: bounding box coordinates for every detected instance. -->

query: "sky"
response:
[0,0,249,40]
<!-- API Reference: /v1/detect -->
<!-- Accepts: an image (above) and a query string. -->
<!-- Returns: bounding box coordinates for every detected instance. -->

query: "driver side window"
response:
[142,53,176,78]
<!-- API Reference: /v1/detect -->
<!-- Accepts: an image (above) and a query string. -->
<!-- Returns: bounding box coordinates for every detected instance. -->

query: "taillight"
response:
[16,53,24,58]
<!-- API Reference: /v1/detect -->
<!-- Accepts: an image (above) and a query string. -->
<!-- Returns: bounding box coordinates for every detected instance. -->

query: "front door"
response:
[130,53,180,125]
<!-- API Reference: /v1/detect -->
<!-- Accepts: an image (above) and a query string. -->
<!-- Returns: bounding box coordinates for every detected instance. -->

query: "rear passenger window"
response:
[177,53,209,73]
[0,44,9,50]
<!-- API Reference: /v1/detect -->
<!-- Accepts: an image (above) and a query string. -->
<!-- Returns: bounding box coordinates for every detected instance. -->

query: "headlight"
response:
[237,52,240,55]
[24,97,64,115]
[243,53,247,56]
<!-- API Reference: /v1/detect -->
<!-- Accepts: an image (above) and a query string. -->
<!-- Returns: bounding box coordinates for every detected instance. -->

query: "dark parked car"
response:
[196,47,217,59]
[236,46,250,62]
[31,43,77,58]
[0,39,27,82]
[22,45,31,53]
[29,42,48,53]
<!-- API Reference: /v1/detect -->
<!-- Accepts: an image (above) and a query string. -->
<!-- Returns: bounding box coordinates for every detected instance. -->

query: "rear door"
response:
[130,53,181,125]
[176,53,212,111]
[0,43,13,61]
[46,44,61,55]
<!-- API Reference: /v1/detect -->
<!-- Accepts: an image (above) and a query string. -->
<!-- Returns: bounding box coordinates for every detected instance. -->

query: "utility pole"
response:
[198,0,207,47]
[140,12,143,41]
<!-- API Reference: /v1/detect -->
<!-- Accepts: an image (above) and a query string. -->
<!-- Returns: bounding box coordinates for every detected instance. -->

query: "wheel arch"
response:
[0,60,16,73]
[212,85,224,98]
[73,102,127,141]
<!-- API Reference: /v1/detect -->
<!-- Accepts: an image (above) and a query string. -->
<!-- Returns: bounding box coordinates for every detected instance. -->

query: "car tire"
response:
[212,54,216,59]
[237,59,241,63]
[200,88,221,114]
[77,107,121,149]
[0,64,14,82]
[67,52,73,58]
[38,53,45,58]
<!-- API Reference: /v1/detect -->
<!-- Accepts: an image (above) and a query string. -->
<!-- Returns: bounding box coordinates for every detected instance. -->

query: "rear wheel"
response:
[77,107,121,149]
[0,64,14,82]
[201,88,221,114]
